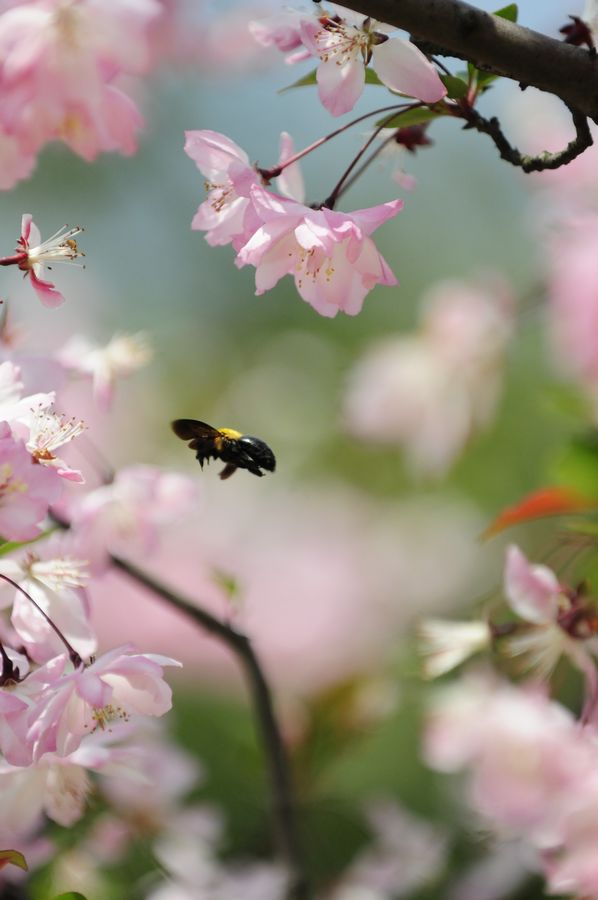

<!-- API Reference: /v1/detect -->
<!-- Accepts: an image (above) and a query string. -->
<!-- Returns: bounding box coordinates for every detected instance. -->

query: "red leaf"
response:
[482,486,593,539]
[0,850,27,871]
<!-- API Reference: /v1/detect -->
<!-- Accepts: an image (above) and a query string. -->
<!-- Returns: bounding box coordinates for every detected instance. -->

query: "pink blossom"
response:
[0,652,64,767]
[504,545,562,625]
[57,332,152,410]
[28,646,181,760]
[0,554,94,664]
[548,215,598,388]
[331,800,448,897]
[344,276,514,473]
[502,546,598,691]
[0,214,85,307]
[0,360,54,426]
[0,0,161,171]
[23,407,86,482]
[248,10,308,59]
[0,130,36,190]
[184,130,261,249]
[299,13,446,117]
[236,186,402,317]
[425,675,598,897]
[0,421,62,541]
[276,131,305,203]
[68,465,197,570]
[425,675,588,839]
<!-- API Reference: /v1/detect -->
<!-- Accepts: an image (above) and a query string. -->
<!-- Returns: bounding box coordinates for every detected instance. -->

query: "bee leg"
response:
[219,463,238,480]
[233,449,266,477]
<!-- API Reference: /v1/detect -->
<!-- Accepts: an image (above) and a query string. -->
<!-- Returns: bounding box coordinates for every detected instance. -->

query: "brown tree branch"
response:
[111,554,311,900]
[335,0,598,121]
[459,104,593,172]
[50,512,310,900]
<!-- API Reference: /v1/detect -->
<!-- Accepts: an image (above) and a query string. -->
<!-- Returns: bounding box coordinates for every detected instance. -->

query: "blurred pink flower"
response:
[425,674,598,898]
[237,185,402,317]
[425,675,586,838]
[418,618,491,679]
[331,800,447,897]
[344,276,514,475]
[88,480,483,698]
[0,360,53,426]
[502,546,598,699]
[57,332,152,410]
[68,464,198,570]
[299,13,446,117]
[0,0,160,174]
[504,544,561,625]
[0,421,62,541]
[548,215,598,388]
[248,9,310,63]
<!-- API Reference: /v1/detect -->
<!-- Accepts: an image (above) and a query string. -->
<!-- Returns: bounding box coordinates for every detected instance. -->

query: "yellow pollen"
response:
[90,704,130,732]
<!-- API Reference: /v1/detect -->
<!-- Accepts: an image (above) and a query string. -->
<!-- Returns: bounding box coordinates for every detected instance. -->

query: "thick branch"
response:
[111,554,310,900]
[336,0,598,121]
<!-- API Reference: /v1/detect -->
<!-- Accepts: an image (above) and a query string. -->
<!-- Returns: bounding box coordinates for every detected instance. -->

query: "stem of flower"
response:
[322,104,424,208]
[257,102,414,181]
[0,253,27,267]
[0,573,83,668]
[333,130,400,198]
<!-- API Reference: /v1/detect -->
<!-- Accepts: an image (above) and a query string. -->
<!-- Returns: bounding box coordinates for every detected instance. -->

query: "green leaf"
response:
[552,431,598,498]
[493,3,518,22]
[280,65,384,93]
[278,68,318,93]
[364,67,383,85]
[52,894,87,900]
[0,527,58,558]
[374,107,443,129]
[440,74,469,100]
[0,850,27,872]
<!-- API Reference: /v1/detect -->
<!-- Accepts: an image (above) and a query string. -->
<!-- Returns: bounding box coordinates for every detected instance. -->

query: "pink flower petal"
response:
[29,270,65,308]
[372,38,447,102]
[504,545,561,624]
[316,54,365,116]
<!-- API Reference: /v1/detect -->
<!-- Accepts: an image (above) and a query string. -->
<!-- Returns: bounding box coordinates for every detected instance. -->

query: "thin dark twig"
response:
[339,131,403,198]
[322,104,424,208]
[458,104,592,172]
[258,102,415,181]
[0,572,82,667]
[48,508,309,899]
[109,554,310,900]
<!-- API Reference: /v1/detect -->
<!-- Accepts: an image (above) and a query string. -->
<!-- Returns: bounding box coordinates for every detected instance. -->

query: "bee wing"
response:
[171,419,219,442]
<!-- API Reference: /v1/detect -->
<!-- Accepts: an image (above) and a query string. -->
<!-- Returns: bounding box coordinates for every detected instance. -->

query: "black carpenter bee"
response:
[171,419,276,480]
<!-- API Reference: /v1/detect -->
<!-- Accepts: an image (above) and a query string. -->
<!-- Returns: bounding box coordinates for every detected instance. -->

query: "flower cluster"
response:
[0,0,165,190]
[250,3,446,117]
[0,217,198,873]
[420,544,598,689]
[185,129,403,317]
[425,674,598,899]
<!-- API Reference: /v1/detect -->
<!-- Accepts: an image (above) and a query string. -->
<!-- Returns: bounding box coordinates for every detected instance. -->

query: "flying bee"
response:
[171,419,276,480]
